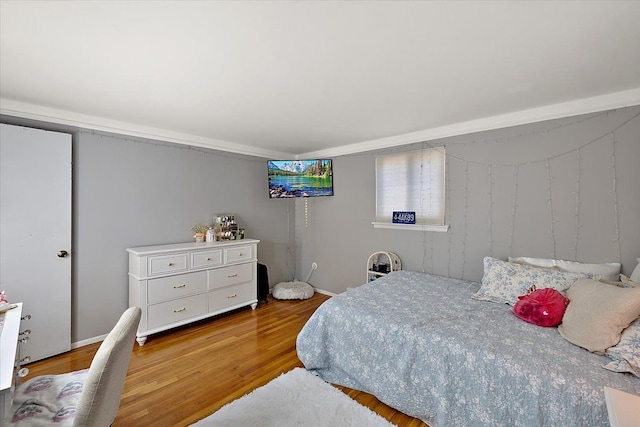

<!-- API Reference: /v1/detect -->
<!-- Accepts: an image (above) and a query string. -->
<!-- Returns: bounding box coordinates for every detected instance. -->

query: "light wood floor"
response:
[21,293,427,426]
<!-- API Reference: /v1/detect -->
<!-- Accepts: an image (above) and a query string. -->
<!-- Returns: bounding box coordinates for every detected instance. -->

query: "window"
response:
[373,146,448,231]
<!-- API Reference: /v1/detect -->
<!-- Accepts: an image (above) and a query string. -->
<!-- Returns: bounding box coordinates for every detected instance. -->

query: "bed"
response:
[296,268,640,427]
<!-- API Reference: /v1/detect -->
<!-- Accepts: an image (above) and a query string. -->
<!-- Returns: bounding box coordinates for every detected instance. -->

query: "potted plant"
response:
[191,224,209,243]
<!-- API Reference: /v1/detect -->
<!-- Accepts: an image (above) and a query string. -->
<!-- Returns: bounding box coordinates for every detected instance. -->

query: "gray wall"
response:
[70,133,296,342]
[0,116,295,343]
[296,106,640,294]
[2,105,639,343]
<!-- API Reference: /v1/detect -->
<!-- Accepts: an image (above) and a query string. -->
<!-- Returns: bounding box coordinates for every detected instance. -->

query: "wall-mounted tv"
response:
[268,159,334,198]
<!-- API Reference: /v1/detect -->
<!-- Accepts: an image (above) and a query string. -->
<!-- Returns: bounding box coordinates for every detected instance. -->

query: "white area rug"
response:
[191,368,396,427]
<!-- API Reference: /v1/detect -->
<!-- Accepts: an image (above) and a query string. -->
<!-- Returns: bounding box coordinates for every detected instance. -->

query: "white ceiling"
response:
[1,1,639,159]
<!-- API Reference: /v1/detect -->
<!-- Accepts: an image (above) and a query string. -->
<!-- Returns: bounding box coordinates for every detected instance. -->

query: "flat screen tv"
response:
[268,159,333,198]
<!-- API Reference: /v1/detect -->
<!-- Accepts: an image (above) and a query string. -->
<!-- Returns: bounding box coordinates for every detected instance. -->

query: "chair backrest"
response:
[73,307,141,427]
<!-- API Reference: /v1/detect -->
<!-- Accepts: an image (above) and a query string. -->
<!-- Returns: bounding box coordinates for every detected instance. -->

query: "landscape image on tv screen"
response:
[268,159,333,198]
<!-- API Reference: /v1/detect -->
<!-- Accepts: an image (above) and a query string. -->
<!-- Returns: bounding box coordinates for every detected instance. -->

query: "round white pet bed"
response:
[272,281,314,300]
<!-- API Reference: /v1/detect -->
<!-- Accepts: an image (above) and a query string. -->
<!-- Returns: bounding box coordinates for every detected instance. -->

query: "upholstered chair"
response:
[10,307,141,426]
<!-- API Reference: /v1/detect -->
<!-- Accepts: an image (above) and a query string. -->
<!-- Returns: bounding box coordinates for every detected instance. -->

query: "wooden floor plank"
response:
[20,294,428,426]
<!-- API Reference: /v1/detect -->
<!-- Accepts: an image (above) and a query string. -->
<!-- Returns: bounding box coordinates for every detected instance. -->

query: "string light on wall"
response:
[508,164,520,257]
[428,147,435,273]
[416,143,436,274]
[286,200,294,280]
[420,144,427,273]
[610,132,622,262]
[438,109,638,282]
[445,111,640,168]
[304,198,310,256]
[488,165,494,257]
[365,109,634,278]
[446,157,453,278]
[450,111,609,147]
[546,159,557,259]
[574,148,582,261]
[461,161,470,279]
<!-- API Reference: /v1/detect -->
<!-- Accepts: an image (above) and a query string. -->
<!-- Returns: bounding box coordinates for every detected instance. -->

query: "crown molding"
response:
[2,88,639,160]
[298,88,640,159]
[0,99,291,160]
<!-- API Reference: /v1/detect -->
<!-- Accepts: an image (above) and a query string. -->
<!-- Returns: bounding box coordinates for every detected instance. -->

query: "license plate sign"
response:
[392,211,416,224]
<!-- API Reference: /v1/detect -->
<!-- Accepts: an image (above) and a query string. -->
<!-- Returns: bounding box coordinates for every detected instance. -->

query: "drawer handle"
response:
[206,257,211,261]
[18,367,29,378]
[228,273,238,278]
[227,294,237,299]
[173,307,186,313]
[168,262,174,266]
[173,284,186,289]
[238,253,244,257]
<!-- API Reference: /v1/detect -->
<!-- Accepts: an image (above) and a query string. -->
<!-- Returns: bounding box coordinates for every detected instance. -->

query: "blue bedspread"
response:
[296,270,640,427]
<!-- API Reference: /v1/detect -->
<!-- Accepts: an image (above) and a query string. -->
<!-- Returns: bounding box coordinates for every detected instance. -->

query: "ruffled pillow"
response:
[473,257,599,306]
[604,318,640,377]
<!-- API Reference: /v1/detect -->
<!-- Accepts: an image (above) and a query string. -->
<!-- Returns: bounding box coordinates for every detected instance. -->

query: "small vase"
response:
[194,233,205,243]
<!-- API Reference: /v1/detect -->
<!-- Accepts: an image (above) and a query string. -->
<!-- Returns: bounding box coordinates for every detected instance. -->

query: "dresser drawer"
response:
[208,282,255,312]
[148,253,188,276]
[147,271,207,304]
[208,263,253,290]
[191,249,223,269]
[225,245,254,264]
[147,294,207,330]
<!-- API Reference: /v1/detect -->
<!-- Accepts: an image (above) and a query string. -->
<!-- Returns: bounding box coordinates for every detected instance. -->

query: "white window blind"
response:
[375,147,446,226]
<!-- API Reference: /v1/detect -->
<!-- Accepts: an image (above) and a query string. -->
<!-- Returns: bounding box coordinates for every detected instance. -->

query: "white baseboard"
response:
[71,334,107,349]
[313,288,336,297]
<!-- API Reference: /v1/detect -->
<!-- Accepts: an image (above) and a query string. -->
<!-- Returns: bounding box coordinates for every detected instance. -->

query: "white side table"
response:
[1,303,23,425]
[366,251,401,283]
[604,386,640,427]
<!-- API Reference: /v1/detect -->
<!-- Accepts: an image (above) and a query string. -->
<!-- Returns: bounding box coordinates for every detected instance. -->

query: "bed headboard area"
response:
[439,106,640,281]
[296,106,640,292]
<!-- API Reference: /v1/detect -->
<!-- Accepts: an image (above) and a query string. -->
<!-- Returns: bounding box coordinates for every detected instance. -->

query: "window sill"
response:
[371,222,450,232]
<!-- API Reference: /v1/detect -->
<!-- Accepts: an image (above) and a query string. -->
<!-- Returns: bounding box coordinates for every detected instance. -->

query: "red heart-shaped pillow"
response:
[513,287,569,327]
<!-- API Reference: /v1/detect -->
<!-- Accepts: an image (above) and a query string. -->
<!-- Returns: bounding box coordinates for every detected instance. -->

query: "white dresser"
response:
[127,239,259,345]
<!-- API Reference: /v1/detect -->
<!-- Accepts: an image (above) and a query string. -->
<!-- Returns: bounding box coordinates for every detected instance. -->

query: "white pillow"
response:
[473,257,599,306]
[509,256,621,281]
[630,258,640,283]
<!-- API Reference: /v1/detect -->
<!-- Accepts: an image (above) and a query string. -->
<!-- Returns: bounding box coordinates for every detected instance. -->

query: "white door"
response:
[0,123,72,362]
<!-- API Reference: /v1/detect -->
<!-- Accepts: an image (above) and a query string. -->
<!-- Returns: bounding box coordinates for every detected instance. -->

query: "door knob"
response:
[57,250,69,258]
